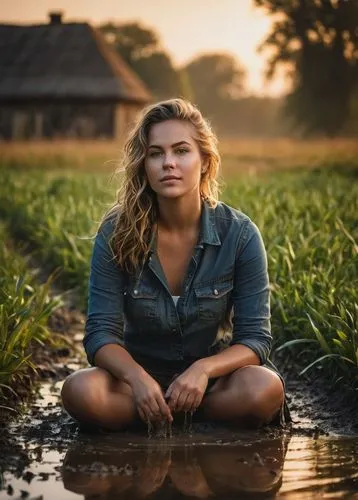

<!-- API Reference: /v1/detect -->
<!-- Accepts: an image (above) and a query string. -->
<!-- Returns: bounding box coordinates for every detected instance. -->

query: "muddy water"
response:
[1,381,358,500]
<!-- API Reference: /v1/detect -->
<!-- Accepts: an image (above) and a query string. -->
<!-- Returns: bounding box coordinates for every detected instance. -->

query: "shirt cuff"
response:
[83,335,125,366]
[229,338,271,365]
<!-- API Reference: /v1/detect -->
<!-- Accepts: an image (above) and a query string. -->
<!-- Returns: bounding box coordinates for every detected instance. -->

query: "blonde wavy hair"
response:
[103,98,221,274]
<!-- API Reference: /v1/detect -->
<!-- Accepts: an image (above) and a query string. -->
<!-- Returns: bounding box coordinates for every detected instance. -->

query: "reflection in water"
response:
[62,434,290,499]
[280,436,358,497]
[3,434,358,499]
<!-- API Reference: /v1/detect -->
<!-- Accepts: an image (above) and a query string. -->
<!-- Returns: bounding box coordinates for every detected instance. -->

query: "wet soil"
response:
[1,305,358,499]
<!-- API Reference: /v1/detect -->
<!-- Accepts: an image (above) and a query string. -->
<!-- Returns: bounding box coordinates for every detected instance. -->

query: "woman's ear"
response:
[201,158,209,174]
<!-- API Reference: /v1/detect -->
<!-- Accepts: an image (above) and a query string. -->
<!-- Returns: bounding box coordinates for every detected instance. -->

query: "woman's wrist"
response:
[123,364,148,386]
[193,358,212,378]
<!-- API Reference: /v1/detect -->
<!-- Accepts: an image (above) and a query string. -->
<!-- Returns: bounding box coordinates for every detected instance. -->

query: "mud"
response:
[1,305,358,499]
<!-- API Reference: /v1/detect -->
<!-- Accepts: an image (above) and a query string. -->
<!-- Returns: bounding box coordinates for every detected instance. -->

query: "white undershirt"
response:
[172,295,180,307]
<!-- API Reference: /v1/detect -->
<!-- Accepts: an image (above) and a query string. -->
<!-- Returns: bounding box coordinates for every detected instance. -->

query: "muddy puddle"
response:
[1,380,358,499]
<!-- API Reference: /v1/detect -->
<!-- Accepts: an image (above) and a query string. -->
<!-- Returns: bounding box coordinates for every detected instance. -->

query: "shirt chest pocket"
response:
[194,279,233,323]
[124,284,160,331]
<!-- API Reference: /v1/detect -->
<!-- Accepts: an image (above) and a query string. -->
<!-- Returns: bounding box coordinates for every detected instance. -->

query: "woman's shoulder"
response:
[97,208,120,238]
[212,201,252,226]
[211,201,262,241]
[211,202,263,260]
[90,211,119,252]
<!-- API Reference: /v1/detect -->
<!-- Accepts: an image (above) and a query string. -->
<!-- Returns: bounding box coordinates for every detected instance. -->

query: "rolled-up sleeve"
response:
[230,220,272,364]
[83,217,126,365]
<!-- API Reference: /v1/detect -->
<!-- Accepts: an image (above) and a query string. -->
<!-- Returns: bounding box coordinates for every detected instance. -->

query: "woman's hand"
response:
[165,362,209,413]
[130,371,173,424]
[135,449,171,496]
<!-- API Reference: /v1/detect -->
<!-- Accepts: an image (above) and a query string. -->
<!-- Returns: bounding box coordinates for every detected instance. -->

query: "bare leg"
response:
[61,367,139,431]
[200,365,285,427]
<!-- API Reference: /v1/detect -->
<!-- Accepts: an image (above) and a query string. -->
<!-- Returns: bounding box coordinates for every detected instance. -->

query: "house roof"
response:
[0,20,152,102]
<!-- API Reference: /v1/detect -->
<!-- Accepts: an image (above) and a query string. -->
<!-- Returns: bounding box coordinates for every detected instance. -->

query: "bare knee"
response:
[202,365,285,426]
[61,368,106,423]
[239,366,284,423]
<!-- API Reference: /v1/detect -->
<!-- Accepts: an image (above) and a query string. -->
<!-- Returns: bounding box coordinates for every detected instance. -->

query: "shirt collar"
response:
[197,199,221,247]
[148,199,221,254]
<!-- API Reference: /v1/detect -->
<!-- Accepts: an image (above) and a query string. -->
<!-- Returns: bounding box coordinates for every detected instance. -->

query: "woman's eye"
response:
[176,148,189,155]
[149,151,161,157]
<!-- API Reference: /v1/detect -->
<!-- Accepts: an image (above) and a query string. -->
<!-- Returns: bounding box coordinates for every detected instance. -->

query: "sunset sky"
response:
[1,0,287,96]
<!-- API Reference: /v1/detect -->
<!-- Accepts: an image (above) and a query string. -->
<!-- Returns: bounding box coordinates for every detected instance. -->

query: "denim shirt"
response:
[83,200,272,367]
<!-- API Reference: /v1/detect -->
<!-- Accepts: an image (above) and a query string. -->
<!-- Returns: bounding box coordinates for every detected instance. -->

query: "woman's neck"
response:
[156,194,202,233]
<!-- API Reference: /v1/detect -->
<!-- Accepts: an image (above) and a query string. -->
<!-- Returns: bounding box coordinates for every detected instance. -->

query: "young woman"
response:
[61,98,288,431]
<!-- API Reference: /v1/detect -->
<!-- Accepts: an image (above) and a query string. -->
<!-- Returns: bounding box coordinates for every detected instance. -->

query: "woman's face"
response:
[144,119,207,201]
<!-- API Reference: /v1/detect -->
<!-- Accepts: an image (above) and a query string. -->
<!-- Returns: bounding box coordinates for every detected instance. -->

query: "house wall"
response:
[0,101,147,140]
[0,102,116,140]
[114,103,143,141]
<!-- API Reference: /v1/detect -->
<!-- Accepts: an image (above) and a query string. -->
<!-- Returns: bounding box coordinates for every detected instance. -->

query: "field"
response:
[0,138,357,401]
[2,137,358,173]
[0,224,62,403]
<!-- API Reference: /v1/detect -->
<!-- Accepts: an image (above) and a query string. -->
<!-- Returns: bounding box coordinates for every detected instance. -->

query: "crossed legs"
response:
[61,365,284,431]
[202,365,285,426]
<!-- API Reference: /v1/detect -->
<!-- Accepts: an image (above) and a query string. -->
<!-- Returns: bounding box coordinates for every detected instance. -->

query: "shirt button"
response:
[133,289,138,295]
[213,289,219,296]
[172,328,177,333]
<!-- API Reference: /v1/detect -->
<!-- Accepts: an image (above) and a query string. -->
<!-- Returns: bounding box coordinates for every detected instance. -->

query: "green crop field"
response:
[0,140,357,399]
[0,223,62,403]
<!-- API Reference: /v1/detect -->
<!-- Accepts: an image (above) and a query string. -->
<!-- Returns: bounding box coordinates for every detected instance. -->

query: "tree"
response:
[183,53,246,124]
[254,0,358,136]
[99,22,187,100]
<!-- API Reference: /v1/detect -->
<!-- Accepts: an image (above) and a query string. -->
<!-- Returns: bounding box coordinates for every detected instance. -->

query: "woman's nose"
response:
[163,154,175,168]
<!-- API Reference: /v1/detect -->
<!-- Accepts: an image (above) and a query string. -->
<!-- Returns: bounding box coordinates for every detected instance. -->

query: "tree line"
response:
[99,0,358,137]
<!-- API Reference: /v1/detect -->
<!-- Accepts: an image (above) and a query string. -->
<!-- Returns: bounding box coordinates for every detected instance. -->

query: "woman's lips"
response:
[160,176,181,182]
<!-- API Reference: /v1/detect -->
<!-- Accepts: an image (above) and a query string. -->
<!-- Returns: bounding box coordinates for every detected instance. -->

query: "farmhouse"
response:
[0,12,152,140]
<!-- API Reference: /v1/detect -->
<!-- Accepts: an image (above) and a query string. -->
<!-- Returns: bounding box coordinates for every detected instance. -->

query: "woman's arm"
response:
[228,219,272,364]
[83,217,172,422]
[83,217,127,365]
[194,344,259,379]
[165,344,259,412]
[84,218,147,381]
[197,218,272,377]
